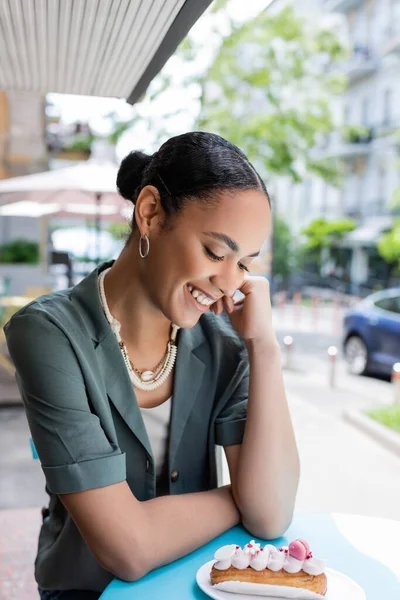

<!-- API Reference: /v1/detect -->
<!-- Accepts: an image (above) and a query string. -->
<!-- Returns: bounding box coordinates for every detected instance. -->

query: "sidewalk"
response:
[286,390,400,519]
[282,357,393,416]
[0,507,41,600]
[272,302,345,337]
[0,367,20,407]
[220,387,400,520]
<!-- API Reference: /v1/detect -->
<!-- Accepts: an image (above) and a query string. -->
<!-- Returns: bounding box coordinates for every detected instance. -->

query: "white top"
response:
[140,397,172,476]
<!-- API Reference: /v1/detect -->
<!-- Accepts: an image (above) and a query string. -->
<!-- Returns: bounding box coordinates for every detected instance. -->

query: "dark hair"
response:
[116,131,270,232]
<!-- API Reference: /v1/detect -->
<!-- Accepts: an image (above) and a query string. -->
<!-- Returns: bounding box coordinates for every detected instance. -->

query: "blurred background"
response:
[1,0,400,597]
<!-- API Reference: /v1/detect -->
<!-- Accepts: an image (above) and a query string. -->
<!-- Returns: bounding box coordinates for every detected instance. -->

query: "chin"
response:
[171,312,201,329]
[167,301,203,329]
[163,286,208,329]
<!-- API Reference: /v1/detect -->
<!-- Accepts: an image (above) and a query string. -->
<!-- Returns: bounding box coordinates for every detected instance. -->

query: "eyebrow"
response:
[204,232,260,258]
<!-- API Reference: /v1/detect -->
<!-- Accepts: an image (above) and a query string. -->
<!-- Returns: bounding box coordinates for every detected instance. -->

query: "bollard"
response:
[332,295,341,335]
[392,363,400,404]
[328,346,338,388]
[311,296,319,330]
[283,335,294,370]
[293,292,302,324]
[278,291,287,312]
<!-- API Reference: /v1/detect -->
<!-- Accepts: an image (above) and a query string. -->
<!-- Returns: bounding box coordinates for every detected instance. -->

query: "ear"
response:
[134,185,164,234]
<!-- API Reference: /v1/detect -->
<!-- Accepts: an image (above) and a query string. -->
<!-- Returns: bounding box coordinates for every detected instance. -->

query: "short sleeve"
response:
[4,311,126,495]
[214,360,249,447]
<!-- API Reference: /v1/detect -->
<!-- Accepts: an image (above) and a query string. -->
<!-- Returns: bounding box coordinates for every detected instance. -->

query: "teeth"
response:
[189,286,213,306]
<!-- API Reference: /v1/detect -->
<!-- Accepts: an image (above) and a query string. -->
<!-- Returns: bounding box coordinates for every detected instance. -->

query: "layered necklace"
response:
[98,267,180,391]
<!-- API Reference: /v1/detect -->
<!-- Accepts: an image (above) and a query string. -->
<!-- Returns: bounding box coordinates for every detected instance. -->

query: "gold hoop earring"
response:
[139,234,150,258]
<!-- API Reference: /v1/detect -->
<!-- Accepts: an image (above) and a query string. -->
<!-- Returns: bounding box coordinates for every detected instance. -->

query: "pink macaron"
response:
[298,539,310,555]
[288,540,308,561]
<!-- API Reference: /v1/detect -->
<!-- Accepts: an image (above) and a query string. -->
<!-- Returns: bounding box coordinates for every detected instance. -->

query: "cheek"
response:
[171,240,208,277]
[149,237,213,287]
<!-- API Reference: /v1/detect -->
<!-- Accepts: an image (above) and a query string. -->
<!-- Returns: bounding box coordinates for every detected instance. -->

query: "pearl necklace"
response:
[98,267,180,391]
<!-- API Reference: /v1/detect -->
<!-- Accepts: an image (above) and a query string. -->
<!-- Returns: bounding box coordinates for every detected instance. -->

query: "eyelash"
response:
[204,246,250,273]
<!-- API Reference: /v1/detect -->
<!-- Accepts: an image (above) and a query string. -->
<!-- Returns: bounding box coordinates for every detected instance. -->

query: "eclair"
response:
[210,539,327,597]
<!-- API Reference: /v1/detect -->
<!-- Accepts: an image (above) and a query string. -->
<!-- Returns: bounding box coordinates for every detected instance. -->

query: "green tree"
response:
[299,217,356,272]
[109,221,131,241]
[272,217,294,279]
[0,239,40,264]
[197,5,346,184]
[377,220,400,279]
[104,112,140,147]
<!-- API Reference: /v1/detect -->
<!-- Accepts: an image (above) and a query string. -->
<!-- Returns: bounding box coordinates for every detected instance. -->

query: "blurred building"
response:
[275,0,400,291]
[0,90,48,179]
[0,0,214,291]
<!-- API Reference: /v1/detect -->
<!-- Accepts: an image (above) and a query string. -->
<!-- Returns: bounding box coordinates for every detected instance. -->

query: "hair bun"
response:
[116,151,152,202]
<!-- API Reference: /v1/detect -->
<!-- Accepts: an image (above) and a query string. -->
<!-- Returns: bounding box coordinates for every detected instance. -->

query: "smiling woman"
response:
[4,131,299,599]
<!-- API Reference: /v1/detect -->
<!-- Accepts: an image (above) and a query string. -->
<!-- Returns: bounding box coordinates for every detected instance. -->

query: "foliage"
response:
[197,5,347,184]
[377,220,400,270]
[0,239,40,264]
[392,187,400,211]
[64,113,139,157]
[109,221,131,241]
[390,130,400,213]
[299,217,356,269]
[104,112,140,147]
[341,125,372,144]
[367,405,400,434]
[64,133,94,153]
[272,217,294,278]
[302,217,355,250]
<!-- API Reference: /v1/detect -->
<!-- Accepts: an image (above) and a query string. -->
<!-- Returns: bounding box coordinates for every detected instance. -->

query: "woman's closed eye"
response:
[204,246,250,272]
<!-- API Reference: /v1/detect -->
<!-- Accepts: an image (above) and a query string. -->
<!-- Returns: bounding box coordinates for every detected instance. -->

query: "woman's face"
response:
[138,189,271,328]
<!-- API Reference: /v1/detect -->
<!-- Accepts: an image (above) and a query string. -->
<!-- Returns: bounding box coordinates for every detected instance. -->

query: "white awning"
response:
[0,0,212,104]
[0,160,131,220]
[343,217,393,247]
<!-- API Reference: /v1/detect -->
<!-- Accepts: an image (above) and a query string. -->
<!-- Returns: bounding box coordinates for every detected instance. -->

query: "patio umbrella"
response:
[52,228,124,261]
[0,161,131,263]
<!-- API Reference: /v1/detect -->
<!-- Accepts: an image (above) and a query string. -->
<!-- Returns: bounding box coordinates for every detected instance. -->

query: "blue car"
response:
[343,288,400,376]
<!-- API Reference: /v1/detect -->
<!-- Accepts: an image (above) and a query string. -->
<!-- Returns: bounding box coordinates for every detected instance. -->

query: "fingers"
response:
[224,295,235,314]
[231,299,245,310]
[211,298,224,316]
[210,295,240,316]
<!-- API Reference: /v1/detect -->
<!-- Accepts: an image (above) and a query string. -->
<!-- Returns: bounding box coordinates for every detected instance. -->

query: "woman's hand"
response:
[210,275,278,348]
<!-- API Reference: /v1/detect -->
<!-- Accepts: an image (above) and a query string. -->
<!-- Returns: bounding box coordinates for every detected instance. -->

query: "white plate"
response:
[196,561,366,600]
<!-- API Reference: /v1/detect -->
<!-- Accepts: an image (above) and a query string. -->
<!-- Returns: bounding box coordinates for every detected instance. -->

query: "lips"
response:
[188,284,216,302]
[185,284,214,312]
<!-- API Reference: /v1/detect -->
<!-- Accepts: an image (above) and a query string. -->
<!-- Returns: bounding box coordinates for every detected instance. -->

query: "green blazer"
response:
[4,261,249,593]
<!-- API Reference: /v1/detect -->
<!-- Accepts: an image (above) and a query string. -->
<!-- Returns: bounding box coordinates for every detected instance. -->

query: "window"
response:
[388,0,400,33]
[374,296,400,314]
[383,89,393,125]
[362,98,369,126]
[378,167,387,212]
[343,103,350,125]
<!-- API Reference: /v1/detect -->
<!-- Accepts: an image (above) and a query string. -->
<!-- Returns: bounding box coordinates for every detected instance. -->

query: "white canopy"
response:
[0,0,212,104]
[0,160,130,218]
[343,217,393,248]
[0,160,132,262]
[0,160,118,194]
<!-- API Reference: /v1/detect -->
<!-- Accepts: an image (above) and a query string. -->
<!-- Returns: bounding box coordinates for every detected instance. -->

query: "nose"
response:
[217,286,235,298]
[212,262,243,298]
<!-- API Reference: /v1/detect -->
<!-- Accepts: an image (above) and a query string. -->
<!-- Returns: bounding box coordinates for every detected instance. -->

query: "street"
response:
[272,304,400,520]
